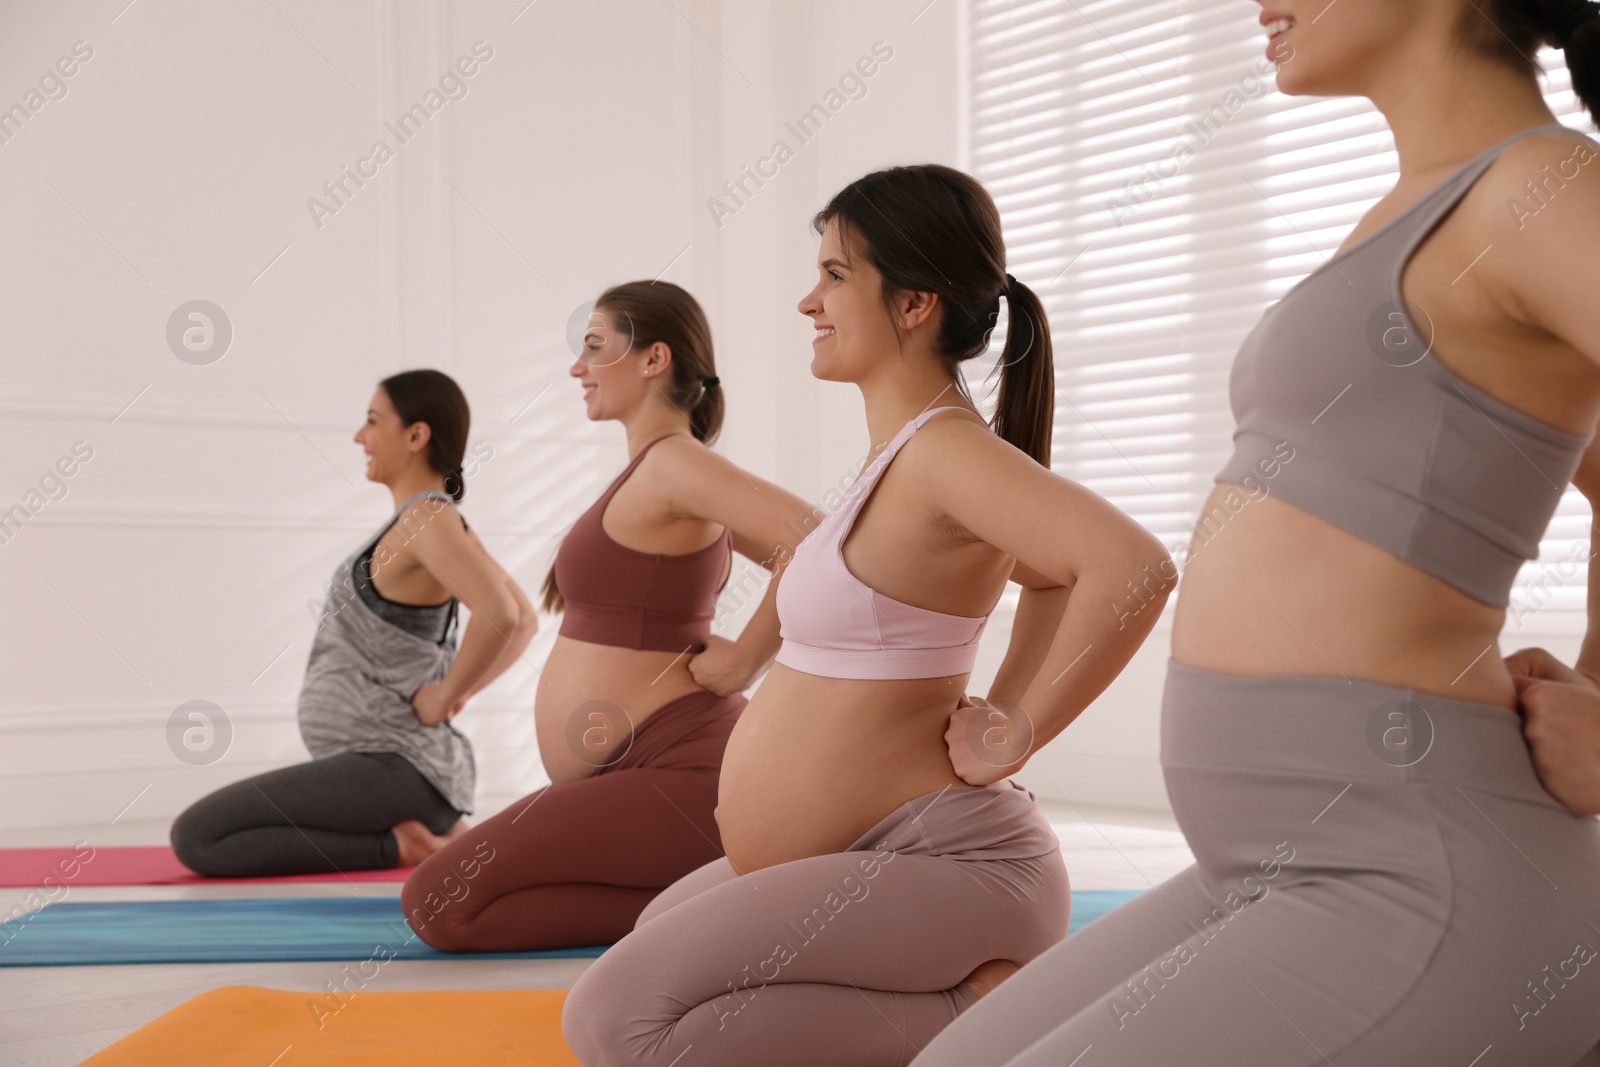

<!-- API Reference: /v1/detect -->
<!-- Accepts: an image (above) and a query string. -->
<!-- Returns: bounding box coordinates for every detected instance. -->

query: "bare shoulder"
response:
[1474,129,1600,241]
[636,432,724,498]
[896,407,1066,525]
[900,407,1031,477]
[641,431,716,475]
[1472,129,1600,355]
[398,496,470,556]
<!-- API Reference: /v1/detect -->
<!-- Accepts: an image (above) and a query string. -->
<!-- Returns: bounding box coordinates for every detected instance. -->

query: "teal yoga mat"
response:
[0,897,609,967]
[1067,890,1143,933]
[0,890,1142,967]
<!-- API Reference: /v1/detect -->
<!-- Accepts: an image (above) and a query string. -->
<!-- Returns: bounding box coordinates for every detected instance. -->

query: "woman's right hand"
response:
[687,634,754,697]
[1505,647,1600,816]
[945,694,1033,786]
[410,680,463,727]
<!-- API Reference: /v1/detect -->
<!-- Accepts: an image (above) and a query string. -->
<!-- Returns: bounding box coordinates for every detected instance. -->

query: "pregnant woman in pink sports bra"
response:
[402,280,817,951]
[562,168,1175,1064]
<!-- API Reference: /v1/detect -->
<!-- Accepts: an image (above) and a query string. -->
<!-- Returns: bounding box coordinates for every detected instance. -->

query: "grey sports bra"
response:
[1217,123,1599,608]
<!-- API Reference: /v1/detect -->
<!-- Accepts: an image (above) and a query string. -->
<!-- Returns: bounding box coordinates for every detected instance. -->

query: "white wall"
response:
[38,0,1579,831]
[1,0,1033,832]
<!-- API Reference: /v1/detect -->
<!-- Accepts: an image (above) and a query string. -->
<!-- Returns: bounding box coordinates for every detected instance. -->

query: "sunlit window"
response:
[969,0,1591,633]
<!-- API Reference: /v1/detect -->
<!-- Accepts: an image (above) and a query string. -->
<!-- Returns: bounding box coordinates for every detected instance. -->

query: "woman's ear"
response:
[899,288,938,332]
[407,420,433,455]
[646,340,674,378]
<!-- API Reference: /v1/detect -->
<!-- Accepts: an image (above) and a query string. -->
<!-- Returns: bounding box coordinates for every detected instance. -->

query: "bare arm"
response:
[986,560,1073,709]
[916,418,1175,781]
[451,528,538,704]
[1571,439,1600,684]
[651,437,820,695]
[407,511,536,724]
[1500,435,1600,815]
[1494,135,1600,813]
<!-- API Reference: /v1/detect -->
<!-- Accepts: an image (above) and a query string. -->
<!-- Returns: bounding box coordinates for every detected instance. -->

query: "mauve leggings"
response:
[918,660,1600,1066]
[560,779,1071,1067]
[401,688,745,951]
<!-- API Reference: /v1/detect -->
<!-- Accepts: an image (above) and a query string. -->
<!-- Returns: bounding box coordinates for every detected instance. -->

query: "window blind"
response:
[967,0,1592,633]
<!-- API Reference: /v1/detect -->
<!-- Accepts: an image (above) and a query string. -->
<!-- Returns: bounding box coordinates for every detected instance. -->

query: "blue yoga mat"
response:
[1068,889,1142,933]
[0,897,609,967]
[0,889,1142,967]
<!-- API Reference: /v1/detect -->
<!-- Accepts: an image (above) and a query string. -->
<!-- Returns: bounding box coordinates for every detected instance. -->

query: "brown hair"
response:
[378,369,471,502]
[1460,1,1600,125]
[811,164,1054,465]
[540,280,723,614]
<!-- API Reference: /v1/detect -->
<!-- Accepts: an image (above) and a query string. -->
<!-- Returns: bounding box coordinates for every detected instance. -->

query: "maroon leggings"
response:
[401,688,746,952]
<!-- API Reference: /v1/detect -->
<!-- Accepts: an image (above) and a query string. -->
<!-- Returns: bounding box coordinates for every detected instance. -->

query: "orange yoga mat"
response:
[78,985,581,1067]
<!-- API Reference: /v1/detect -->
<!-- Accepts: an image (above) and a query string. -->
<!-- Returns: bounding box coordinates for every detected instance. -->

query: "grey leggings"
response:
[561,779,1071,1066]
[920,659,1600,1067]
[169,751,461,877]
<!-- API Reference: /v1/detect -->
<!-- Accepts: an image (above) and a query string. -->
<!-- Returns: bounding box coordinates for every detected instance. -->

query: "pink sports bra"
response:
[774,406,991,680]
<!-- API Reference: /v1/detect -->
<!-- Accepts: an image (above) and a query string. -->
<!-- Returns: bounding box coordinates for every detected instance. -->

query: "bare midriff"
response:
[1169,485,1519,710]
[1166,153,1600,713]
[716,665,1009,875]
[534,637,711,785]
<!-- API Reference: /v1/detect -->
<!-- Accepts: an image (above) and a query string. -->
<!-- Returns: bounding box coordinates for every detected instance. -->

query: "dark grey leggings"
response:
[169,752,461,877]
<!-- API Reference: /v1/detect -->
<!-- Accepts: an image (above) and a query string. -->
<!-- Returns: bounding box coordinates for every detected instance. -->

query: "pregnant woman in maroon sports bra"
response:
[402,280,817,951]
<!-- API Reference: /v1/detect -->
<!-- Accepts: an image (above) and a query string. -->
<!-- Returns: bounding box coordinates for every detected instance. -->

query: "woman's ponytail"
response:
[1556,3,1600,125]
[992,275,1054,467]
[1465,2,1600,127]
[689,374,724,446]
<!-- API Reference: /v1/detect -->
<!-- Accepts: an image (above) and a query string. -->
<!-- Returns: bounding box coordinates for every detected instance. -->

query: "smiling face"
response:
[353,387,429,486]
[1257,0,1421,98]
[798,217,923,384]
[568,306,662,420]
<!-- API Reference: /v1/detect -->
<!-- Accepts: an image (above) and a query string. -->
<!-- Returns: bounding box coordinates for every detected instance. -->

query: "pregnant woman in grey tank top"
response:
[170,370,537,876]
[919,2,1600,1065]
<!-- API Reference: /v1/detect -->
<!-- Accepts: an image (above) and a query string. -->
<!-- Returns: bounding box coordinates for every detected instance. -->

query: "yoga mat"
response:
[0,845,411,887]
[78,985,580,1067]
[1,890,1141,967]
[1068,889,1142,933]
[0,897,608,967]
[69,899,1149,1066]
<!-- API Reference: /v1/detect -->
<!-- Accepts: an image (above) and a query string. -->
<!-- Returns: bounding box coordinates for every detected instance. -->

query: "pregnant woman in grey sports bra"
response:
[921,1,1600,1064]
[170,369,537,877]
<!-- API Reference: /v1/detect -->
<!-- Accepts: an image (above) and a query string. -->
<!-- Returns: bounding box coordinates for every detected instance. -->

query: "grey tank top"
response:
[1217,123,1599,608]
[353,538,458,643]
[296,491,474,812]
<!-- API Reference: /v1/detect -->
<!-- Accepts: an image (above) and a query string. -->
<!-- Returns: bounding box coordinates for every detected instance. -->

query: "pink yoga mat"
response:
[0,846,412,887]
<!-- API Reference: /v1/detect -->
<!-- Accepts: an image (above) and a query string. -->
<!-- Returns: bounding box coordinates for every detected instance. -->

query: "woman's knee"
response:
[168,798,227,876]
[634,857,738,931]
[562,952,671,1067]
[400,863,477,951]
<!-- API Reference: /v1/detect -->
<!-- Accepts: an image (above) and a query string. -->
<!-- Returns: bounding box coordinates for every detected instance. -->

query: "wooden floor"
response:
[0,799,1191,1066]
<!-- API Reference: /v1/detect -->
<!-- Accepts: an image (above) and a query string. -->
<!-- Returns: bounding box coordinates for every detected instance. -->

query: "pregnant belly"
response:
[1171,486,1517,708]
[715,665,985,874]
[534,636,708,784]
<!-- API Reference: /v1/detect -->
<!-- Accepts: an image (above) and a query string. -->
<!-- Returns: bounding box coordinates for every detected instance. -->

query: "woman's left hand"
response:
[411,681,463,727]
[945,693,1035,786]
[687,635,754,697]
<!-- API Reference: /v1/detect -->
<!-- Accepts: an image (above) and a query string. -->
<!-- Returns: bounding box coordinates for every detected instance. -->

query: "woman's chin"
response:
[809,350,847,382]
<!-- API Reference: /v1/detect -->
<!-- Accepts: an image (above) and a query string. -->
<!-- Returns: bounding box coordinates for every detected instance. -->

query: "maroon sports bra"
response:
[552,433,731,652]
